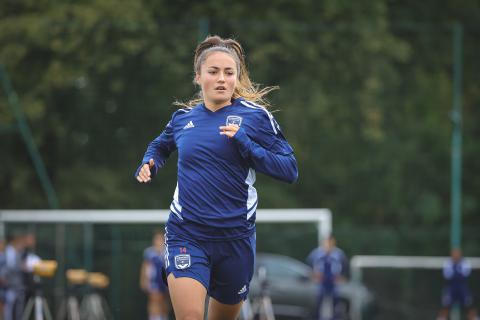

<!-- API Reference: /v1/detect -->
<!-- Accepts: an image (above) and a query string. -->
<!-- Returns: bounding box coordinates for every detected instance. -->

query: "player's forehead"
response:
[203,51,236,69]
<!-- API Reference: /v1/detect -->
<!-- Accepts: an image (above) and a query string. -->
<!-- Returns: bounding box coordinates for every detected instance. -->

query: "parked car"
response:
[246,253,377,320]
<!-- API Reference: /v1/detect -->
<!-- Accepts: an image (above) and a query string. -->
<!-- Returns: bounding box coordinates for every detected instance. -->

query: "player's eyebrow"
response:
[207,66,235,70]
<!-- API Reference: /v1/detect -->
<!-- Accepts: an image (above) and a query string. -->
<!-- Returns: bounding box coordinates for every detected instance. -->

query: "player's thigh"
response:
[207,297,243,320]
[167,274,206,320]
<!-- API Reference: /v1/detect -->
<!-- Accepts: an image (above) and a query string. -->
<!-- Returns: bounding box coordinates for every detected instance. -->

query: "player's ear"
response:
[194,73,200,85]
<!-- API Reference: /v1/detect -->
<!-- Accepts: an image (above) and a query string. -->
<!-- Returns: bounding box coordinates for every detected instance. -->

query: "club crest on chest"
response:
[226,115,242,127]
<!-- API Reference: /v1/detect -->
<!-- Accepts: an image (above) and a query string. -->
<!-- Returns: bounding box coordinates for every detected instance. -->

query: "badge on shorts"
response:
[174,254,191,270]
[226,115,242,127]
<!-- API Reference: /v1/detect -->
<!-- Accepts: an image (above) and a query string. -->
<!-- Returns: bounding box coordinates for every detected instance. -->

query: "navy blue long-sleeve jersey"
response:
[136,98,298,240]
[443,258,471,292]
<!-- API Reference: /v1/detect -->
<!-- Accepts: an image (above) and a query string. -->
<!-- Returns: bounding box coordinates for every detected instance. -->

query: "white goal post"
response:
[0,208,332,244]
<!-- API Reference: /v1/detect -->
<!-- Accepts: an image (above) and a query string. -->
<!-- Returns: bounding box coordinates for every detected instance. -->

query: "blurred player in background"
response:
[3,231,41,320]
[307,235,347,320]
[135,35,298,320]
[437,249,478,320]
[140,230,169,320]
[3,231,24,320]
[306,235,348,277]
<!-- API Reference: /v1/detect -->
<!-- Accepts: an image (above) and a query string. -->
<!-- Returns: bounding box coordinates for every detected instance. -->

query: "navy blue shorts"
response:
[442,287,473,307]
[164,230,255,305]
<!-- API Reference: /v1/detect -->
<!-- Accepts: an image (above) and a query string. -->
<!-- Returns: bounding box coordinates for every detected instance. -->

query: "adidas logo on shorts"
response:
[237,285,247,295]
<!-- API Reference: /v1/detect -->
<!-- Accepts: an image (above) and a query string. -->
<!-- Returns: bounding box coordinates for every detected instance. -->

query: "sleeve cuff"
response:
[232,127,252,158]
[134,160,158,179]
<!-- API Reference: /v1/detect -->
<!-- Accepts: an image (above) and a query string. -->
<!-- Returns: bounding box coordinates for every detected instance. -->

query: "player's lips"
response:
[215,86,226,91]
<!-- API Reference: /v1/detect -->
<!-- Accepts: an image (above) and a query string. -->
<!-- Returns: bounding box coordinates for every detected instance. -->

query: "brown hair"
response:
[175,35,278,108]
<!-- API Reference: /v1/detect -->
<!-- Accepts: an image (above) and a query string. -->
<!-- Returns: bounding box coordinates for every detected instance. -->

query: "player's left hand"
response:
[219,125,240,138]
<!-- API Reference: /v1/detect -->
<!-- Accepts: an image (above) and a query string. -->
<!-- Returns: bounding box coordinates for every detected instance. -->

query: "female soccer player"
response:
[135,35,298,320]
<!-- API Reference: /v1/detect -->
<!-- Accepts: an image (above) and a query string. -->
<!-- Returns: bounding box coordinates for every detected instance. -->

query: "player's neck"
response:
[204,99,233,112]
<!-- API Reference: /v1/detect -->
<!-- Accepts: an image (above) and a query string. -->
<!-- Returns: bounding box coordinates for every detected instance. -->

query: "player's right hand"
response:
[137,159,155,183]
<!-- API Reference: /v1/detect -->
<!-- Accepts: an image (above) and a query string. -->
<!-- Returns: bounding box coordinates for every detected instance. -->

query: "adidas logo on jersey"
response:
[183,121,195,129]
[237,285,247,295]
